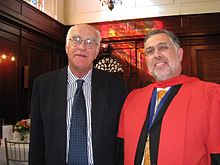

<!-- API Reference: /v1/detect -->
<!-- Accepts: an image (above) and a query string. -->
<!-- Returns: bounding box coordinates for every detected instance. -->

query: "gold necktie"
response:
[144,135,151,165]
[157,90,167,103]
[143,89,167,165]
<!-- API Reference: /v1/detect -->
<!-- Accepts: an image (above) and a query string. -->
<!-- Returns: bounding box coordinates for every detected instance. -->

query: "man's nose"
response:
[78,41,87,50]
[154,48,163,57]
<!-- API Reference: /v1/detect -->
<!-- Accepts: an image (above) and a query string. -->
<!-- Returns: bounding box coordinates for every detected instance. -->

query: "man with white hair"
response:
[29,24,128,165]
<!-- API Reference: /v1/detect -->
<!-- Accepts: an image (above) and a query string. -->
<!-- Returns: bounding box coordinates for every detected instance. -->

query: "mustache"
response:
[152,56,168,65]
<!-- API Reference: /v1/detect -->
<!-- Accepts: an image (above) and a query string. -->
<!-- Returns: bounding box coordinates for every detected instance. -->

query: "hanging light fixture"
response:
[100,0,122,11]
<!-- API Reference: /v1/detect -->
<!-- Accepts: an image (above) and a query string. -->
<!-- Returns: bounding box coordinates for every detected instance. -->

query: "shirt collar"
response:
[67,66,92,86]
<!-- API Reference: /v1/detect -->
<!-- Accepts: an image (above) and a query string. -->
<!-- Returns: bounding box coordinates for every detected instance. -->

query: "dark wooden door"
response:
[19,30,52,118]
[0,22,20,124]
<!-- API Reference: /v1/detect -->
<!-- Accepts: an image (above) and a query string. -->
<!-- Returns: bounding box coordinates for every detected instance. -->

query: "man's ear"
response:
[95,45,101,59]
[178,48,183,62]
[65,44,68,54]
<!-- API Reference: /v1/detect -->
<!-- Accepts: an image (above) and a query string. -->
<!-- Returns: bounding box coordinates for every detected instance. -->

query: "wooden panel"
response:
[21,29,51,46]
[0,21,20,36]
[181,46,192,76]
[28,45,51,85]
[180,13,220,34]
[154,16,182,31]
[22,4,52,28]
[0,0,66,124]
[20,32,52,115]
[191,45,220,84]
[196,47,220,84]
[0,0,65,42]
[51,41,67,70]
[0,0,22,14]
[0,28,20,124]
[181,34,220,46]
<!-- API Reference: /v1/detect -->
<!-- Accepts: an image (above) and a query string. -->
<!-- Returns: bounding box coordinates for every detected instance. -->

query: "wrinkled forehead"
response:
[71,25,98,39]
[144,33,172,48]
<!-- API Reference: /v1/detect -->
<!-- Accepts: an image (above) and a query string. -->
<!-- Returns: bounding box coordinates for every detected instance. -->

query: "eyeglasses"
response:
[144,42,173,56]
[69,35,98,49]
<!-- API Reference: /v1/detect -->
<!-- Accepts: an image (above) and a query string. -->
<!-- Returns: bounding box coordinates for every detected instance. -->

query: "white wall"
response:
[44,0,65,24]
[43,0,220,25]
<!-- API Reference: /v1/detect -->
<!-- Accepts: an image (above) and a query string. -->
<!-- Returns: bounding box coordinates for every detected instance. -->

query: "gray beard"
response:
[152,67,173,81]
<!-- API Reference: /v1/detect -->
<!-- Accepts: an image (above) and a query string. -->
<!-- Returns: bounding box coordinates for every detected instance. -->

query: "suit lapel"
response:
[50,67,67,159]
[91,69,106,149]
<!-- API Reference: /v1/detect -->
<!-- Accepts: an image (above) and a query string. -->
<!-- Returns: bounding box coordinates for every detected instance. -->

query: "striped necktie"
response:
[143,89,167,165]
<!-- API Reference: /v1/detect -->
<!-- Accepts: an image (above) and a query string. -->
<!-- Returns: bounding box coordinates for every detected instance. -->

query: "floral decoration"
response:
[14,119,31,133]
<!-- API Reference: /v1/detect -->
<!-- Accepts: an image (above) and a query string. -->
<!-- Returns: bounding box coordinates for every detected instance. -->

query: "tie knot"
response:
[76,79,84,89]
[157,89,167,101]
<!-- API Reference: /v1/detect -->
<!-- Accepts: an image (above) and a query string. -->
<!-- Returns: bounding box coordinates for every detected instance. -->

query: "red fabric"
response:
[118,75,220,165]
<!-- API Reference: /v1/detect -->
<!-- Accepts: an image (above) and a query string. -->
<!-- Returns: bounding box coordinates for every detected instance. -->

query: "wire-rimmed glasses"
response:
[144,42,173,56]
[69,35,98,49]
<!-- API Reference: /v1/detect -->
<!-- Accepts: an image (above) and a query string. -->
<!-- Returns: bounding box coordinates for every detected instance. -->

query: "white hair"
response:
[65,24,101,46]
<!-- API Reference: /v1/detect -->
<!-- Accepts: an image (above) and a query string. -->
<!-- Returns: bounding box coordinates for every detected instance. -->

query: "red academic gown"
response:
[118,75,220,165]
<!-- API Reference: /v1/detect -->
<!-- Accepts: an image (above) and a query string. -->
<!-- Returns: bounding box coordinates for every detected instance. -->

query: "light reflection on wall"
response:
[93,19,163,87]
[0,53,16,63]
[94,19,164,71]
[94,20,164,39]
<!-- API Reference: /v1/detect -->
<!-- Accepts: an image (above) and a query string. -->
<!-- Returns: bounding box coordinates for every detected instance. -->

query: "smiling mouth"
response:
[155,62,166,67]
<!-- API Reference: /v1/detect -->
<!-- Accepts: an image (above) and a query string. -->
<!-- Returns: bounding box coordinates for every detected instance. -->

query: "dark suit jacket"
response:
[29,67,128,165]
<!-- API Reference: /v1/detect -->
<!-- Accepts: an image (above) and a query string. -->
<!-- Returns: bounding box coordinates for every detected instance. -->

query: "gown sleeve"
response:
[205,82,220,164]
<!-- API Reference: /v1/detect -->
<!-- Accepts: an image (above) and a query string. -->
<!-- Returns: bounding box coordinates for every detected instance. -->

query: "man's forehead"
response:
[145,34,171,46]
[71,29,97,38]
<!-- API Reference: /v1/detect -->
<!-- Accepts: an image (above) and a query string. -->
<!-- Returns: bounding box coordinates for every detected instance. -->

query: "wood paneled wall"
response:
[0,0,67,124]
[91,13,220,90]
[1,0,220,124]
